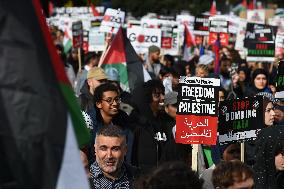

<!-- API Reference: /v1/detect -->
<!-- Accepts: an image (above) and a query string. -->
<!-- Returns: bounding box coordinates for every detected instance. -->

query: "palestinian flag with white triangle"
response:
[0,1,90,188]
[100,27,146,92]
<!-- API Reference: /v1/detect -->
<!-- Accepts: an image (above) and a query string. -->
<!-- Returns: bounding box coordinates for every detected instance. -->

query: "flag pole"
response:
[78,48,82,72]
[98,33,112,67]
[98,8,121,67]
[241,142,245,162]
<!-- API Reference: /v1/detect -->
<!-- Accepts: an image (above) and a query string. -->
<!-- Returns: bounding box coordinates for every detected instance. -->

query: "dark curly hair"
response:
[143,79,165,103]
[93,82,120,104]
[212,160,254,188]
[135,161,203,189]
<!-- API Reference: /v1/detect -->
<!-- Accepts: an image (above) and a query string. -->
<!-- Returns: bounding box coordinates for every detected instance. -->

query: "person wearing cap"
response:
[159,91,192,164]
[198,54,214,74]
[145,45,164,79]
[79,67,107,113]
[74,52,100,97]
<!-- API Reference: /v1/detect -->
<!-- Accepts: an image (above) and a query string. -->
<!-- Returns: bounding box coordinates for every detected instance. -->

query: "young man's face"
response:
[96,91,120,117]
[150,51,160,63]
[95,135,127,177]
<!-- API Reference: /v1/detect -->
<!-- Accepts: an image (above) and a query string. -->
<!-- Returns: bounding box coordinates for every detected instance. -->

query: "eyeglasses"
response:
[101,97,121,105]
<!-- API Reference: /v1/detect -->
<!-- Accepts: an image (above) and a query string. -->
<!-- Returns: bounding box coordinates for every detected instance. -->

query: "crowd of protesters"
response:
[49,22,284,189]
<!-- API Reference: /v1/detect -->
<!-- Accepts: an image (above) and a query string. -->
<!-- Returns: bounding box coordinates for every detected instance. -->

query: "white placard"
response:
[247,9,265,24]
[127,26,161,54]
[88,27,105,52]
[99,8,125,33]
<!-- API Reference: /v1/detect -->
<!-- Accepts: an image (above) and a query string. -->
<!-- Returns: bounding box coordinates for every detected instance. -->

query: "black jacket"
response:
[130,107,167,174]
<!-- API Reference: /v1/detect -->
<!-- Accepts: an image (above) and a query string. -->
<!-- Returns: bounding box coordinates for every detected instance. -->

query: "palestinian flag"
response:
[100,27,145,92]
[63,28,72,54]
[183,24,196,61]
[241,0,247,11]
[0,1,90,189]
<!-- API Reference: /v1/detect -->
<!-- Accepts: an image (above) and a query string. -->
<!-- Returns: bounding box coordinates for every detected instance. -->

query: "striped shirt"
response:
[90,162,130,189]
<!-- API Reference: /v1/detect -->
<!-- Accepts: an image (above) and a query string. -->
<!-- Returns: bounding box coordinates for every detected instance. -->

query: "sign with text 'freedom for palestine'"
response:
[176,76,220,145]
[218,96,264,145]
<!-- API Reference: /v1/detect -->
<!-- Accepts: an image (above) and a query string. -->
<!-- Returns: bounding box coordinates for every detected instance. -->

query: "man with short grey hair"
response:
[90,125,139,189]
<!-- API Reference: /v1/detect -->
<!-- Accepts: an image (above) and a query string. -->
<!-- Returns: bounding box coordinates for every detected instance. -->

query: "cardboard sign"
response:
[176,15,195,31]
[276,33,284,48]
[161,26,173,49]
[245,23,277,62]
[218,97,264,145]
[247,9,265,24]
[72,21,83,48]
[277,60,284,92]
[53,7,104,16]
[82,30,89,53]
[162,28,181,56]
[140,18,160,28]
[209,16,228,33]
[194,15,209,36]
[88,27,105,52]
[235,19,247,51]
[246,42,275,62]
[100,8,125,33]
[176,76,220,145]
[127,26,161,53]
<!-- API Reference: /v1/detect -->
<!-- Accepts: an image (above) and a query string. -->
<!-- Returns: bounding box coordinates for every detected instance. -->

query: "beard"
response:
[98,157,123,174]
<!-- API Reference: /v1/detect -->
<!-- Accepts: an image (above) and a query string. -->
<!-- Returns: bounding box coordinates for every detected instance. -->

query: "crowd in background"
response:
[49,22,284,189]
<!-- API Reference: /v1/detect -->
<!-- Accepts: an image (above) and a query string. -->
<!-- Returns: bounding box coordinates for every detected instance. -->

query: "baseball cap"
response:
[87,67,107,80]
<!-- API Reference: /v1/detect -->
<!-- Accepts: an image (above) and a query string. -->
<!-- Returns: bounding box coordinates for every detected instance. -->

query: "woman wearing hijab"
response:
[245,95,276,166]
[244,68,272,97]
[253,125,284,189]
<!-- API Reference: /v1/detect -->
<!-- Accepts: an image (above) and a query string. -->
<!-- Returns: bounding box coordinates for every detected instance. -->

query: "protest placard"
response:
[235,19,247,51]
[99,8,125,34]
[245,23,277,62]
[218,96,264,145]
[127,26,161,54]
[247,9,265,24]
[176,14,195,31]
[72,21,83,48]
[193,15,209,36]
[88,27,105,52]
[176,76,220,145]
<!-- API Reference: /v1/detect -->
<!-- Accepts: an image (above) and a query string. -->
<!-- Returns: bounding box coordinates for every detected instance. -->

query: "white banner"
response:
[88,27,105,52]
[247,10,265,24]
[127,26,161,54]
[100,8,125,33]
[235,19,247,51]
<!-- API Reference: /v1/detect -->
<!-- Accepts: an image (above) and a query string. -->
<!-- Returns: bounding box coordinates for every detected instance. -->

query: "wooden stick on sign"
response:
[191,144,198,171]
